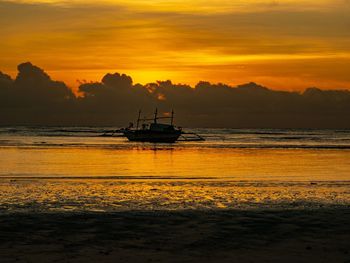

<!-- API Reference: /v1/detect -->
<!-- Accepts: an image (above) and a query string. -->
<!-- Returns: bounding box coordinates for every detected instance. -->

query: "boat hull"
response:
[123,130,181,143]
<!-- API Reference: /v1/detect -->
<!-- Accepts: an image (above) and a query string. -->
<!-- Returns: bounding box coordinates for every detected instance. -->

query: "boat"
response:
[121,109,182,143]
[100,109,205,142]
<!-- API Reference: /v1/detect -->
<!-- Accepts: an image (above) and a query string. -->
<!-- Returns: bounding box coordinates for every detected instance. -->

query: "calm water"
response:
[0,127,349,212]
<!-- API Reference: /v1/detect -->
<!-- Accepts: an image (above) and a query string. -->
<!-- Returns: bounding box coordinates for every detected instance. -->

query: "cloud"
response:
[0,62,75,124]
[75,72,157,124]
[0,71,13,90]
[1,1,350,90]
[0,62,350,128]
[13,62,74,104]
[0,71,14,107]
[79,72,153,108]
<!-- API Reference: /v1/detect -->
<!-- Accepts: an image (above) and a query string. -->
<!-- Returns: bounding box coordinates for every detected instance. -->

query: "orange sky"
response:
[1,0,350,91]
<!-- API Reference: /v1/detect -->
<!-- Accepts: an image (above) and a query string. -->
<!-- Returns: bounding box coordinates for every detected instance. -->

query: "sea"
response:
[0,127,349,212]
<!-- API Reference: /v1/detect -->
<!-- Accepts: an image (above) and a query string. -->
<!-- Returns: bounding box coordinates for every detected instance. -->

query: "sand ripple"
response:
[0,179,349,212]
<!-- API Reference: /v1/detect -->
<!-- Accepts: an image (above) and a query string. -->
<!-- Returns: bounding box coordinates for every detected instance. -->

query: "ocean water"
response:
[0,127,349,212]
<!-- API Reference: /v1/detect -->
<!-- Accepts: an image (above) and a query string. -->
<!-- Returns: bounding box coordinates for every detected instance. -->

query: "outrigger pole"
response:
[154,108,158,124]
[171,109,174,126]
[136,109,141,130]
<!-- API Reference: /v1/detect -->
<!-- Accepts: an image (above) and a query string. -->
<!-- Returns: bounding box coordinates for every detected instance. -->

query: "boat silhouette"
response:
[101,109,205,142]
[121,109,182,143]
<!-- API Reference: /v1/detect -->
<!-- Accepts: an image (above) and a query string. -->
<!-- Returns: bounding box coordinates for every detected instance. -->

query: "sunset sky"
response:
[1,0,350,91]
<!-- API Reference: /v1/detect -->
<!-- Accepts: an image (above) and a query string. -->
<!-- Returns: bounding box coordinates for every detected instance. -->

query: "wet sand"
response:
[1,208,349,263]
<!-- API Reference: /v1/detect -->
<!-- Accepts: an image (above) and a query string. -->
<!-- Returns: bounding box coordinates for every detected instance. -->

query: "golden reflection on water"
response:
[1,147,350,212]
[0,147,350,180]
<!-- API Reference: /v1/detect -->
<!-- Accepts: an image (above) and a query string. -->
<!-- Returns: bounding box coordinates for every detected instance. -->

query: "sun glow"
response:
[1,0,350,90]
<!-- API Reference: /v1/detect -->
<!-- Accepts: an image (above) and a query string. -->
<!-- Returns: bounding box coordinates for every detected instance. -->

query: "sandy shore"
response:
[1,207,349,263]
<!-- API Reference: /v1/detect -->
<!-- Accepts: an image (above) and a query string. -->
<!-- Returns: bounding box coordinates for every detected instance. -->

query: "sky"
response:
[1,0,350,91]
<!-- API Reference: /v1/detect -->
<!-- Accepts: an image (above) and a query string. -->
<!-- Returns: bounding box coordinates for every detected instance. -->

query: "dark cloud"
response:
[13,62,74,103]
[0,62,75,125]
[0,71,13,93]
[1,62,350,128]
[0,71,14,107]
[76,72,155,125]
[0,71,12,86]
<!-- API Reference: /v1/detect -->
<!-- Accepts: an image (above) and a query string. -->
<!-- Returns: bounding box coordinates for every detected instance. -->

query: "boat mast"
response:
[154,108,158,124]
[171,109,174,125]
[136,109,141,130]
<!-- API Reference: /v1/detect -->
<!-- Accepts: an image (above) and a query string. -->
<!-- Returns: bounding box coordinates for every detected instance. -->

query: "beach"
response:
[2,0,350,261]
[1,208,350,262]
[0,127,349,262]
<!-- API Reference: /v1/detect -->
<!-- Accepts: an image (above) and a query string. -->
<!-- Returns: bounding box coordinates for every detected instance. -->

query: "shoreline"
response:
[1,208,349,262]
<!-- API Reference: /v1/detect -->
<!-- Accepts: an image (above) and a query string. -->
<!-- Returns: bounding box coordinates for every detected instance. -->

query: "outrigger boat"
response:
[118,109,204,143]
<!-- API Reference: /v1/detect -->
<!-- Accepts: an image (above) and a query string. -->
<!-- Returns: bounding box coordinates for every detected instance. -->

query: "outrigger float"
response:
[102,109,205,143]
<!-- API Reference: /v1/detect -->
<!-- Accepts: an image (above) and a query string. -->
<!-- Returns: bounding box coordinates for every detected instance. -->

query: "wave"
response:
[1,141,350,150]
[1,127,350,150]
[1,175,350,187]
